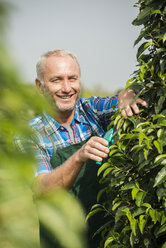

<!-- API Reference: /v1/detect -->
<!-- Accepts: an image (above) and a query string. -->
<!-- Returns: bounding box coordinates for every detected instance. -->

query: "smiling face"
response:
[37,55,81,119]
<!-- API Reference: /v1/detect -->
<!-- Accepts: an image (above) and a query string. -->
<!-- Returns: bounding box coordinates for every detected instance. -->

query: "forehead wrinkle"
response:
[44,56,80,81]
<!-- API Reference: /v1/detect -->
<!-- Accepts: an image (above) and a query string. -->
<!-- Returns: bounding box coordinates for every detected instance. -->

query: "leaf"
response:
[154,166,166,187]
[154,154,166,164]
[157,119,166,126]
[163,33,166,43]
[125,78,135,88]
[121,225,131,234]
[123,208,137,236]
[160,58,166,74]
[135,192,146,207]
[157,48,166,54]
[109,149,119,157]
[97,162,110,176]
[124,134,135,140]
[161,213,166,225]
[132,188,140,200]
[133,207,146,217]
[157,188,166,201]
[138,215,146,234]
[130,232,136,247]
[161,242,166,248]
[143,149,148,160]
[139,133,145,146]
[156,224,166,237]
[103,167,113,178]
[134,30,146,46]
[97,188,107,202]
[155,96,166,114]
[131,218,137,236]
[157,129,163,139]
[121,183,135,191]
[137,42,154,59]
[142,203,152,209]
[137,122,150,128]
[132,6,154,26]
[112,197,121,205]
[161,159,166,166]
[149,209,157,224]
[138,159,150,171]
[153,140,163,154]
[104,237,114,248]
[112,201,122,211]
[135,182,140,188]
[131,144,144,152]
[85,207,104,222]
[128,117,137,127]
[153,114,165,122]
[150,9,161,15]
[123,119,130,132]
[114,114,122,126]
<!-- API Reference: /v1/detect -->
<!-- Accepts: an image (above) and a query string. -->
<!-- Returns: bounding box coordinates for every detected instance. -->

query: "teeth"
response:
[60,95,72,99]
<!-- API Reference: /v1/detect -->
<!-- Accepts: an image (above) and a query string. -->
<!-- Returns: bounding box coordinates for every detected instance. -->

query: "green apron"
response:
[50,140,101,213]
[40,139,106,248]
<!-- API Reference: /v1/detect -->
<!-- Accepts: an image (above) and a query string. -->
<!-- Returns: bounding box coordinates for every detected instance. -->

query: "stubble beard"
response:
[47,91,80,115]
[42,85,80,115]
[54,93,80,114]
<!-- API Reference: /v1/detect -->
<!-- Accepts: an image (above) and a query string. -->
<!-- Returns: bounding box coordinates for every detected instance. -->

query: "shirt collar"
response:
[72,103,89,125]
[42,102,89,136]
[42,111,61,136]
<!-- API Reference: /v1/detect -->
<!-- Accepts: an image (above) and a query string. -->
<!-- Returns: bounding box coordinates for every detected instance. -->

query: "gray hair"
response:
[36,49,81,82]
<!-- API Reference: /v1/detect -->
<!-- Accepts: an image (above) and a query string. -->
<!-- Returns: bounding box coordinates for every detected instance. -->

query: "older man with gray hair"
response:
[16,49,147,248]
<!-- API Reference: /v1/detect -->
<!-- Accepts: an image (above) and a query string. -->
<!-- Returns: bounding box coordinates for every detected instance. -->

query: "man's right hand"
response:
[34,136,110,193]
[76,136,110,163]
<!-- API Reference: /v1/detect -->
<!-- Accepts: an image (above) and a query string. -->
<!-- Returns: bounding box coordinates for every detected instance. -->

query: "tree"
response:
[0,2,86,248]
[88,0,166,247]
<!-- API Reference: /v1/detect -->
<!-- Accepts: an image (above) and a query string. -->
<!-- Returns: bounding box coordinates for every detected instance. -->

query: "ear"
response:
[35,78,44,94]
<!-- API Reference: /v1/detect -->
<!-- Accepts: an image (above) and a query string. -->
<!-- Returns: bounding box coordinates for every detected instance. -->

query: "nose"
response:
[62,80,71,93]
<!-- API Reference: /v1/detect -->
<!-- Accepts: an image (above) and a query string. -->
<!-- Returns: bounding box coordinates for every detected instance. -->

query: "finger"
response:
[121,109,127,117]
[91,140,109,151]
[131,102,140,114]
[90,136,109,147]
[123,105,133,117]
[90,147,109,159]
[131,98,147,114]
[88,152,108,162]
[135,98,147,107]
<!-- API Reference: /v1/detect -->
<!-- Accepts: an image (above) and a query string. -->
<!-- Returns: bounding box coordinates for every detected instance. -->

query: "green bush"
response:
[88,0,166,247]
[0,2,86,248]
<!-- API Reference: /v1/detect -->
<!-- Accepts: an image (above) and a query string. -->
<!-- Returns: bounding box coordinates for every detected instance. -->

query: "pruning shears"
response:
[96,128,118,165]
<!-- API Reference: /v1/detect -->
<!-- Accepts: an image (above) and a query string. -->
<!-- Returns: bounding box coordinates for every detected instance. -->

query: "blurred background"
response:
[7,0,140,93]
[0,1,144,247]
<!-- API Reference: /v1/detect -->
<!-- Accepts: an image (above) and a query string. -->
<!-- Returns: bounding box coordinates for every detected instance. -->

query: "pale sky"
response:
[7,0,140,92]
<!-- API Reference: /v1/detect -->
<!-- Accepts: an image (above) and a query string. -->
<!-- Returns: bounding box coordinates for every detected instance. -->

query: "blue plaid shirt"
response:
[15,96,118,176]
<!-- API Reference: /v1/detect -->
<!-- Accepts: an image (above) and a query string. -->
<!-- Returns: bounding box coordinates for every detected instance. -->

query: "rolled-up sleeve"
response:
[14,134,53,177]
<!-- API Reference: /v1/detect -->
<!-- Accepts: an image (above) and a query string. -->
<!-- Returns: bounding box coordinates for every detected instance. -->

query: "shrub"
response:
[88,0,166,247]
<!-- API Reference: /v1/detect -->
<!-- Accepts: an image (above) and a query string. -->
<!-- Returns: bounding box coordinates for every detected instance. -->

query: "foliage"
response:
[87,0,166,247]
[0,2,86,248]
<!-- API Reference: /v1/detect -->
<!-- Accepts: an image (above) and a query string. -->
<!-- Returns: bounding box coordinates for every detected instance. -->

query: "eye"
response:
[69,76,78,82]
[50,77,61,83]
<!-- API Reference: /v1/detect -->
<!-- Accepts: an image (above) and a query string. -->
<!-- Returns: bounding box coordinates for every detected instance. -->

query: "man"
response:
[16,49,146,247]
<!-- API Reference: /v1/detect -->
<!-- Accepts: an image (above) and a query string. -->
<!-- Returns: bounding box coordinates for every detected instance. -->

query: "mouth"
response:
[57,94,75,100]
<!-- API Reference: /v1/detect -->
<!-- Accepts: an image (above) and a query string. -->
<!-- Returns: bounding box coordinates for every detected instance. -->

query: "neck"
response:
[46,100,75,125]
[53,109,75,125]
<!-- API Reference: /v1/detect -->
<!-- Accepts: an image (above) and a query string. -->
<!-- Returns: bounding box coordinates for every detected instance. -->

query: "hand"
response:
[118,89,147,117]
[77,136,109,163]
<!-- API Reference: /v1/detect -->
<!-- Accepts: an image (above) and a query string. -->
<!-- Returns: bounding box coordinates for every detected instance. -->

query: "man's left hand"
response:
[118,89,147,117]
